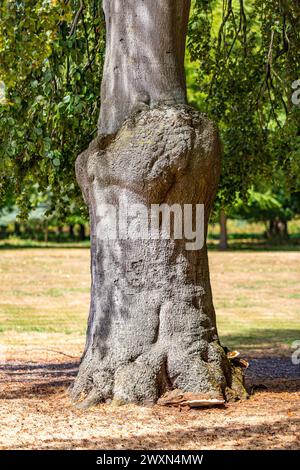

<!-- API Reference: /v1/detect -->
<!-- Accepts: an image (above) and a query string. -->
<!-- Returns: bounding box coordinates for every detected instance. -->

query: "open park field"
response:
[0,247,299,450]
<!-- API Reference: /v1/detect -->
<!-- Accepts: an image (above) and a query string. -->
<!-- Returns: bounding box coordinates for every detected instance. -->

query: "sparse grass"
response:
[0,246,299,451]
[0,248,299,358]
[0,249,89,336]
[209,251,300,354]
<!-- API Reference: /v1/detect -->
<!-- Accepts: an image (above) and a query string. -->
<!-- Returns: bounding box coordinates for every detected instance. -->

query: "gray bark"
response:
[72,0,246,407]
[99,0,190,135]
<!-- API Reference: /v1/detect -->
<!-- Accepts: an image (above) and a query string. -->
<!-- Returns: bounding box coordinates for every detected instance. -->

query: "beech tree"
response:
[71,0,246,407]
[1,0,299,406]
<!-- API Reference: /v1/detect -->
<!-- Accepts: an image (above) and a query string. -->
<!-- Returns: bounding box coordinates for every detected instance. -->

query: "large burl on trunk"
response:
[71,0,247,408]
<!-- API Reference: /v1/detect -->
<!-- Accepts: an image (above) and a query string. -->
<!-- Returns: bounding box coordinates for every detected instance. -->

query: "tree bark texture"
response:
[99,0,190,135]
[72,0,246,407]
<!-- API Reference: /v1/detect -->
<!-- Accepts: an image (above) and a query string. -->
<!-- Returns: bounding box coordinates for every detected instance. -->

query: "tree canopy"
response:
[0,0,299,219]
[0,0,105,218]
[187,0,300,208]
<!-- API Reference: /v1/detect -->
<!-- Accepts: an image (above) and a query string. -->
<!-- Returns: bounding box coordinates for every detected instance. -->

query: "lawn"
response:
[0,247,299,450]
[0,248,299,354]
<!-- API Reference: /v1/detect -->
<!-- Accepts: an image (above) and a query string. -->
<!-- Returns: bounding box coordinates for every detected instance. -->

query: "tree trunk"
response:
[14,221,21,236]
[79,223,86,241]
[219,210,228,250]
[72,0,246,408]
[0,226,7,239]
[69,224,75,240]
[98,0,189,135]
[44,220,49,243]
[56,225,63,242]
[267,217,289,243]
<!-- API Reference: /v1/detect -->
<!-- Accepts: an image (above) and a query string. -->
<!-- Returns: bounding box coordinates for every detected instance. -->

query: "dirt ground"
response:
[0,249,299,450]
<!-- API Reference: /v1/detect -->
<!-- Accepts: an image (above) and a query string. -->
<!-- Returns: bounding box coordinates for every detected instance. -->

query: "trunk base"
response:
[70,340,247,408]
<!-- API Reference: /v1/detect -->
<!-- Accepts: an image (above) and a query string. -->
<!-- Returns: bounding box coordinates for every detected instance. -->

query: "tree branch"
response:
[69,0,84,37]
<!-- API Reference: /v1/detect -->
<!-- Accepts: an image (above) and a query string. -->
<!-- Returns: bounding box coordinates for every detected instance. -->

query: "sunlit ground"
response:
[0,244,299,450]
[0,247,299,354]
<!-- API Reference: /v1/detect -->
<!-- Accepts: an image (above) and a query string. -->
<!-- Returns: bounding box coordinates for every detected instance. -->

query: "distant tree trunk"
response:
[219,210,228,250]
[0,226,7,239]
[44,221,49,243]
[267,217,289,242]
[69,224,75,240]
[14,221,21,236]
[72,0,246,408]
[79,223,86,241]
[56,225,63,242]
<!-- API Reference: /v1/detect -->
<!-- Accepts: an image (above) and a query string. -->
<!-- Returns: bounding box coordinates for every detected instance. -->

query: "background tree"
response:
[186,0,300,247]
[187,0,300,207]
[231,182,300,242]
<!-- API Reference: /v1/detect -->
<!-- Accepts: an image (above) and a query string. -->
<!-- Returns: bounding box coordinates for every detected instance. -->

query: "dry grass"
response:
[1,248,299,352]
[0,248,299,450]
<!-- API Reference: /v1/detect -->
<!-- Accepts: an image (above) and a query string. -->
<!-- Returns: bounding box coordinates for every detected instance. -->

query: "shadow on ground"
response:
[221,329,300,354]
[0,241,299,251]
[0,243,89,250]
[1,354,299,400]
[0,361,79,399]
[11,415,300,450]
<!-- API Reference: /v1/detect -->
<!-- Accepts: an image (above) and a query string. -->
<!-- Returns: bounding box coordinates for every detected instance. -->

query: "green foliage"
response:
[231,181,300,228]
[1,0,300,222]
[187,0,300,209]
[0,0,105,219]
